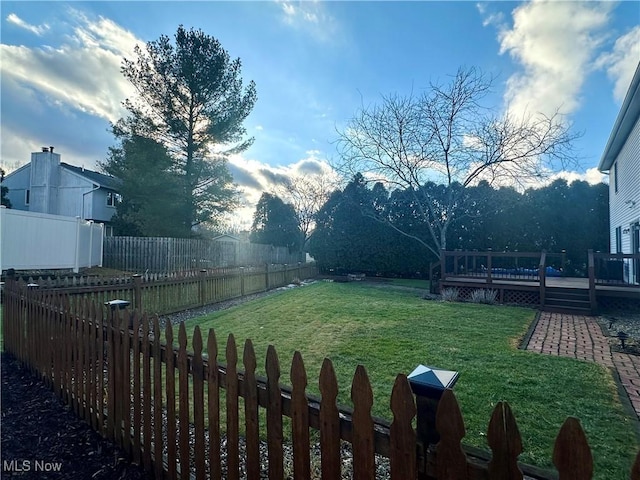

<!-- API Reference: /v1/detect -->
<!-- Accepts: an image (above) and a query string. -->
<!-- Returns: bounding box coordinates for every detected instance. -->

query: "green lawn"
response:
[178,282,636,477]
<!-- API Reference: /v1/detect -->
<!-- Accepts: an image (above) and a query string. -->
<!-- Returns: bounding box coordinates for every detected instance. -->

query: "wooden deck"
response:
[443,275,640,294]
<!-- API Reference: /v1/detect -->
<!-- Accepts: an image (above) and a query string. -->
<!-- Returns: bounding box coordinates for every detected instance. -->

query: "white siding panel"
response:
[610,114,640,254]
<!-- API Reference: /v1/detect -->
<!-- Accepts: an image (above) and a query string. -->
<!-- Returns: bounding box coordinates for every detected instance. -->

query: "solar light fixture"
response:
[408,364,460,446]
[618,331,629,350]
[104,299,130,310]
[408,364,459,397]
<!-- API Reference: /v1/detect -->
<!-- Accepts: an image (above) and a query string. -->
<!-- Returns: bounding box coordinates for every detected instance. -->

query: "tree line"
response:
[305,174,608,277]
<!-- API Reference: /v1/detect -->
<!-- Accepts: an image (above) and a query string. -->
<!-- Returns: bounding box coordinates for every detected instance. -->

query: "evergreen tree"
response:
[113,25,256,232]
[250,193,301,250]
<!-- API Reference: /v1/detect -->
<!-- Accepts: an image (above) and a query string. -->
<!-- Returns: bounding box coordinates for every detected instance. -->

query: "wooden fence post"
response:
[199,269,207,306]
[265,263,270,291]
[240,267,245,297]
[587,250,597,313]
[132,274,142,311]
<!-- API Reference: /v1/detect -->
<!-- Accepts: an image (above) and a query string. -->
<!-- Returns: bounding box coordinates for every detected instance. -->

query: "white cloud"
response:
[595,26,640,102]
[276,1,339,43]
[548,167,606,186]
[497,1,612,119]
[6,13,49,36]
[0,11,141,124]
[226,152,339,228]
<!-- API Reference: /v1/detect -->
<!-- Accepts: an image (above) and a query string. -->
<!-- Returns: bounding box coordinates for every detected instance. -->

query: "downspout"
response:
[82,185,101,220]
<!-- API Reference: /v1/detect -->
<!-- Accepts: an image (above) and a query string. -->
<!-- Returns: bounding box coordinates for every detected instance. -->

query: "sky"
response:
[1,1,639,229]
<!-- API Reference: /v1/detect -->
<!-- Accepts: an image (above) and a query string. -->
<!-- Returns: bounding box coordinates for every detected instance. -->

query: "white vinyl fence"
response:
[1,207,103,273]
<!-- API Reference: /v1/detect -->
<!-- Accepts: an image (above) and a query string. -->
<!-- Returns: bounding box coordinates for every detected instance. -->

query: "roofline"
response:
[2,162,30,179]
[60,163,118,189]
[598,62,640,172]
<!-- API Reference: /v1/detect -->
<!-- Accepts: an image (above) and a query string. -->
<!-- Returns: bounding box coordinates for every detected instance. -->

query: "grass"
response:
[174,281,639,478]
[384,278,430,289]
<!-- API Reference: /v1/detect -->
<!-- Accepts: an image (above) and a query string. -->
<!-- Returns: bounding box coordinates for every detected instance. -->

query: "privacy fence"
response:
[4,280,640,479]
[15,263,317,316]
[104,236,305,273]
[1,208,103,273]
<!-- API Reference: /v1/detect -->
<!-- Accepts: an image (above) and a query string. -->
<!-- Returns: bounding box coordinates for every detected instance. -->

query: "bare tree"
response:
[272,171,337,251]
[336,66,578,256]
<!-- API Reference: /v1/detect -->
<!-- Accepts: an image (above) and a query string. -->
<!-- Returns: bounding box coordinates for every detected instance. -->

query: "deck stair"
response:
[543,287,593,315]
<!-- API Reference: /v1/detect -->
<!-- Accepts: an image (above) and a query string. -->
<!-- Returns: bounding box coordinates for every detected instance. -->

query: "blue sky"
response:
[1,1,639,227]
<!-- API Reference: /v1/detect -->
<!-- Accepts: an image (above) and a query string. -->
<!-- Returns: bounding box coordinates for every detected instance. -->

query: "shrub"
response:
[470,289,498,305]
[440,288,460,302]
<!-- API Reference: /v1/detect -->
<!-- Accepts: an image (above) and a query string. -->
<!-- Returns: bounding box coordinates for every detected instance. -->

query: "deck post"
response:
[440,250,446,279]
[487,249,493,285]
[588,250,597,313]
[539,251,547,308]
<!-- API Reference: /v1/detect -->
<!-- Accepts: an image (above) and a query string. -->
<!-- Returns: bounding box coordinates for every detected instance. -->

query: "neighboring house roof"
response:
[61,163,122,190]
[598,62,640,172]
[212,234,241,242]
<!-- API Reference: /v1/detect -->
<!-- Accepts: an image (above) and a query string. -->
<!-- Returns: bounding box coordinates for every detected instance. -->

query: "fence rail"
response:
[3,280,639,479]
[103,236,305,273]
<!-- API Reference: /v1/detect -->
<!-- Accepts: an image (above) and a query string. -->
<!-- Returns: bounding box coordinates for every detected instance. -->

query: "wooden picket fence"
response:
[15,263,318,316]
[3,281,640,479]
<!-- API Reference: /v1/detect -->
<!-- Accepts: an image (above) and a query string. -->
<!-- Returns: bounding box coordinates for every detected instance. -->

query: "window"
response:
[615,226,622,253]
[106,192,122,207]
[613,162,618,193]
[25,189,30,205]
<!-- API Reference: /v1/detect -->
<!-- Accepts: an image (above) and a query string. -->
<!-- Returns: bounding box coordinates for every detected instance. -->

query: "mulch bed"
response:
[1,353,151,479]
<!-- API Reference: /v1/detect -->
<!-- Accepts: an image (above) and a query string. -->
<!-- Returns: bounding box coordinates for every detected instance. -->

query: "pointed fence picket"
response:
[3,278,640,480]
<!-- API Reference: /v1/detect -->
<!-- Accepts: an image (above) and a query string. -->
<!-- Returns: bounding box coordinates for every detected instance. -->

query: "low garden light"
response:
[617,331,629,350]
[408,364,460,447]
[104,299,130,311]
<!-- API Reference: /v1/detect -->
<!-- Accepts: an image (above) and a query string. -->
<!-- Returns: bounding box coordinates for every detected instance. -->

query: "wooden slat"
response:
[487,401,523,480]
[142,314,152,471]
[632,450,640,480]
[351,365,375,480]
[106,307,115,441]
[165,322,177,480]
[122,310,132,456]
[96,303,105,436]
[266,345,284,480]
[153,316,163,479]
[114,309,124,446]
[291,351,310,480]
[389,373,416,480]
[89,301,97,431]
[243,339,260,480]
[435,389,467,480]
[132,312,142,464]
[319,358,340,478]
[192,326,206,480]
[178,322,190,479]
[207,329,221,480]
[552,417,593,480]
[226,334,240,480]
[74,300,82,418]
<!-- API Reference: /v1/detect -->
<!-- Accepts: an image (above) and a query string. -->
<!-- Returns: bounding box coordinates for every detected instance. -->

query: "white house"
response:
[598,62,640,284]
[2,147,121,235]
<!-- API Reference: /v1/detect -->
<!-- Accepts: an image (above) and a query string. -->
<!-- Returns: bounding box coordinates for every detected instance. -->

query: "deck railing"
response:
[4,280,640,479]
[440,250,566,284]
[591,251,640,286]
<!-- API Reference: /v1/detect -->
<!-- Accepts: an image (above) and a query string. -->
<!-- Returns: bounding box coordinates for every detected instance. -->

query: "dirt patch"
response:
[1,353,150,479]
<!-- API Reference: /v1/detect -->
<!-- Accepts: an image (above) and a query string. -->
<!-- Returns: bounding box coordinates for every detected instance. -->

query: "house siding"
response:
[4,165,31,210]
[2,154,119,224]
[609,113,640,256]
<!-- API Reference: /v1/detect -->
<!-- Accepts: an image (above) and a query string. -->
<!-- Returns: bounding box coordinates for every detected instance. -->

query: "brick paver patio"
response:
[526,311,640,418]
